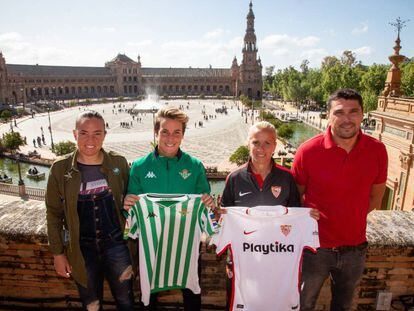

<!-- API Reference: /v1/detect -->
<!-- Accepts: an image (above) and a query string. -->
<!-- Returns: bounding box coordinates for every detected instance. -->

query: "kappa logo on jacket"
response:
[145,171,157,179]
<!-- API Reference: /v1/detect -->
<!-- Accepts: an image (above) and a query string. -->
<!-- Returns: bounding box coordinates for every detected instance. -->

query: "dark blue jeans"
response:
[76,237,134,310]
[76,190,134,310]
[300,246,367,311]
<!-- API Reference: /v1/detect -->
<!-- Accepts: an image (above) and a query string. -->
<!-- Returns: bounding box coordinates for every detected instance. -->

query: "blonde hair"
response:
[247,121,277,142]
[154,106,189,134]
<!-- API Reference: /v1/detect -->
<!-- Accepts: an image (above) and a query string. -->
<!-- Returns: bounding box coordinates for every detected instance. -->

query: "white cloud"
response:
[103,27,116,33]
[272,48,289,57]
[297,36,320,47]
[352,22,368,35]
[127,40,153,48]
[204,28,225,39]
[81,26,117,34]
[260,34,320,49]
[353,46,373,55]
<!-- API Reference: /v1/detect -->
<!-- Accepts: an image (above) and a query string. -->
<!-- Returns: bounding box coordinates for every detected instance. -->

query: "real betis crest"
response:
[179,169,191,180]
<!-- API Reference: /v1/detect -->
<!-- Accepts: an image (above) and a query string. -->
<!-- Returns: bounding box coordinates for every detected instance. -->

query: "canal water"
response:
[289,122,321,148]
[0,157,50,188]
[0,157,227,196]
[0,122,318,194]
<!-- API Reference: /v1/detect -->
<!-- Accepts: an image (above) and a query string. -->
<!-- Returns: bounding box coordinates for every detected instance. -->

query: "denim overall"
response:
[76,189,134,310]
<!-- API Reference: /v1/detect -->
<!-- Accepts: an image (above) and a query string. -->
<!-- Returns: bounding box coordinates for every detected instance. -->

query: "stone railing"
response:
[0,182,20,196]
[0,183,45,201]
[0,198,413,310]
[24,186,46,201]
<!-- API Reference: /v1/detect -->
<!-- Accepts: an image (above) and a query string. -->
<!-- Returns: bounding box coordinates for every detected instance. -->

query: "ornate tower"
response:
[237,1,262,99]
[0,52,9,103]
[381,18,407,97]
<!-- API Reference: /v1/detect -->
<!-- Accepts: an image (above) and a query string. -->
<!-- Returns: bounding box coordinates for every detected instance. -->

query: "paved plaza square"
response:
[1,99,253,170]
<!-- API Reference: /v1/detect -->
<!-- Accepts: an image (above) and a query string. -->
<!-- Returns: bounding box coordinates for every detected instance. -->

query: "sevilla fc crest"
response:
[271,186,282,198]
[280,225,292,236]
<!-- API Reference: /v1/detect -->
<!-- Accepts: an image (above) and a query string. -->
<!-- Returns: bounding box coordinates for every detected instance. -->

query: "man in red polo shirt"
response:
[292,88,388,310]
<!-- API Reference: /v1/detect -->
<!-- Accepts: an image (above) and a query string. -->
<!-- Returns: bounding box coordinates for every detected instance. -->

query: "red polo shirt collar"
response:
[323,125,366,152]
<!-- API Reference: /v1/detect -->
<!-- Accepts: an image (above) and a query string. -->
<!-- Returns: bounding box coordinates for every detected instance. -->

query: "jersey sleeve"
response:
[301,211,319,251]
[374,143,388,184]
[124,202,140,240]
[210,212,232,255]
[199,204,219,236]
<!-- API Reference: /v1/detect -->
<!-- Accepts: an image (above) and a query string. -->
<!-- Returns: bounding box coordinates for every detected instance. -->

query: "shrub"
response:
[52,140,76,156]
[229,145,249,166]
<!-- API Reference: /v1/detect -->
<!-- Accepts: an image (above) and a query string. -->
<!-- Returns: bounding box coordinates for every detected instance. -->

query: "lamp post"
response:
[47,107,55,149]
[32,88,37,106]
[20,88,26,111]
[16,154,24,186]
[52,87,56,106]
[251,99,254,125]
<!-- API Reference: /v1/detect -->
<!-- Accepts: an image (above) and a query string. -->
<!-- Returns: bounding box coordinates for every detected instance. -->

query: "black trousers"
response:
[144,289,201,311]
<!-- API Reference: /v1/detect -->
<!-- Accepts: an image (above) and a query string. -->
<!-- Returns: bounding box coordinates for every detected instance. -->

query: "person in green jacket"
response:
[124,106,215,311]
[46,111,135,310]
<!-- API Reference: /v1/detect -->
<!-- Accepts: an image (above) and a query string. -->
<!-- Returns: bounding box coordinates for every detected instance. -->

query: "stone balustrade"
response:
[0,198,413,310]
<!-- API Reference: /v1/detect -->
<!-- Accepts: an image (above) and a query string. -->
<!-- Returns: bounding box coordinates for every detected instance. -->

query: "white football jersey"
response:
[211,206,319,311]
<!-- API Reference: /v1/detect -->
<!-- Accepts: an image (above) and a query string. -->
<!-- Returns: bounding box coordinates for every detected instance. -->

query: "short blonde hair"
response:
[154,106,189,134]
[247,121,277,142]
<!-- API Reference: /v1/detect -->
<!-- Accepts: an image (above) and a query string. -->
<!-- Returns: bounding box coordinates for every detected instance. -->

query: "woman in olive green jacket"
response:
[46,111,135,310]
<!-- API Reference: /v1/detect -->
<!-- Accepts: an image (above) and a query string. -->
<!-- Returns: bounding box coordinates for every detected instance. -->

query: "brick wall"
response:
[0,199,413,310]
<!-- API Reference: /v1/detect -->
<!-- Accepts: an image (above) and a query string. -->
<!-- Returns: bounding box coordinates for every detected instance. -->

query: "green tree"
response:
[321,56,340,69]
[341,50,358,67]
[361,90,378,113]
[1,110,12,121]
[401,60,414,97]
[229,145,249,166]
[52,140,76,156]
[264,66,275,92]
[277,124,294,140]
[300,59,310,74]
[3,132,24,152]
[359,64,388,112]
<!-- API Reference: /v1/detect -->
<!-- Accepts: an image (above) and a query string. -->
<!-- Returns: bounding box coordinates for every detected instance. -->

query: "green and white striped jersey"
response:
[124,193,218,306]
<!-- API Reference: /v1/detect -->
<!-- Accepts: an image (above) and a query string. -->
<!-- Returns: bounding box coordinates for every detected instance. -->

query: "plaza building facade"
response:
[371,34,414,211]
[0,2,262,106]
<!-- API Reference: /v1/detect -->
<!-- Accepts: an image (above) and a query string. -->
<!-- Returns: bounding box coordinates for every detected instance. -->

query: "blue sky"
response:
[1,0,412,71]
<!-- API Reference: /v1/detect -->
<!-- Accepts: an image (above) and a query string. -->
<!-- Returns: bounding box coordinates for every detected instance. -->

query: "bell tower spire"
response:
[237,1,262,99]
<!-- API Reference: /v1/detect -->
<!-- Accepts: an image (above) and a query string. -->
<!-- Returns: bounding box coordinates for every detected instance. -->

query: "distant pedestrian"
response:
[33,139,36,148]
